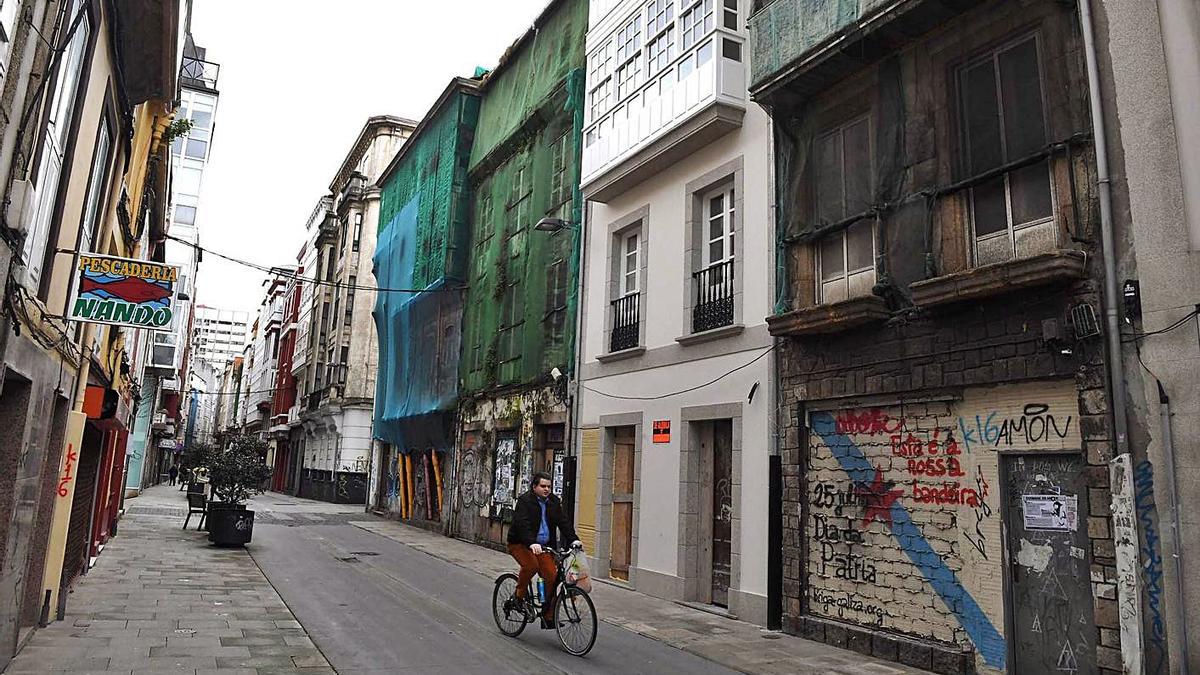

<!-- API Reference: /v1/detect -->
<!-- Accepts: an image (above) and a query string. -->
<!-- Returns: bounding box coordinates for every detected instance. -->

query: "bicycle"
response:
[492,545,598,656]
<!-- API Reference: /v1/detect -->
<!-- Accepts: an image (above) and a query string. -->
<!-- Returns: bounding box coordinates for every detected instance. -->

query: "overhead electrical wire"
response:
[1121,306,1200,344]
[581,345,774,401]
[163,234,464,294]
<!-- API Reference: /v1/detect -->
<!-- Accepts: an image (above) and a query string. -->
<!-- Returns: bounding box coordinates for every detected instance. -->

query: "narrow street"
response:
[7,486,920,674]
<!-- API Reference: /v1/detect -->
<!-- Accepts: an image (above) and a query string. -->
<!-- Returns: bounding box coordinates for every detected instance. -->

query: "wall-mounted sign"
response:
[1022,494,1078,531]
[652,420,671,443]
[67,254,179,331]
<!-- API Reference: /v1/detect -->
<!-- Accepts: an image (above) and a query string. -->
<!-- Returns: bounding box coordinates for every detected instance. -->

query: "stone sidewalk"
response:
[349,518,924,675]
[5,485,333,674]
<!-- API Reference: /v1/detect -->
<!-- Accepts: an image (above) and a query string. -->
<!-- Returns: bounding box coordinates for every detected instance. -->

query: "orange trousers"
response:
[508,544,556,617]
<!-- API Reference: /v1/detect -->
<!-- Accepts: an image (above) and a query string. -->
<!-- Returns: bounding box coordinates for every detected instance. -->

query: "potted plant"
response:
[206,434,272,546]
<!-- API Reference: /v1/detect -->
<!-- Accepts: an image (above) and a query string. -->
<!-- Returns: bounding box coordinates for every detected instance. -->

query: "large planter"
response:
[204,501,245,534]
[208,507,255,547]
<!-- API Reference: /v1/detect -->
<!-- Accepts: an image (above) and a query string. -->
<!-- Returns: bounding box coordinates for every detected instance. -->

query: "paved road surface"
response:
[250,521,737,675]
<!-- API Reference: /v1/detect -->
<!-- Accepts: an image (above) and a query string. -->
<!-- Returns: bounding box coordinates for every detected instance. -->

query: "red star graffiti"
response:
[854,466,904,528]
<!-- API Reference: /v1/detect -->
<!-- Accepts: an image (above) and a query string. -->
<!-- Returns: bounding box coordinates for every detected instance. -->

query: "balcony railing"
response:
[180,55,219,92]
[609,292,641,353]
[692,260,735,333]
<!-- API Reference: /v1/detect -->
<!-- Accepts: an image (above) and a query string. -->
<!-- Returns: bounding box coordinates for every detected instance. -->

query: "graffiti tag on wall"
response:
[805,384,1081,670]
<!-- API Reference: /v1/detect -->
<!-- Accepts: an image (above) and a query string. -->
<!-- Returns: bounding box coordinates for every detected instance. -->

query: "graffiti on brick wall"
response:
[805,385,1080,670]
[1133,459,1166,673]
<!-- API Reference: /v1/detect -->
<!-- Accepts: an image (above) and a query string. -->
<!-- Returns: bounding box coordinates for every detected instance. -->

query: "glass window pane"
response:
[1009,160,1053,225]
[709,240,724,263]
[174,205,196,225]
[698,40,713,66]
[185,139,207,159]
[962,60,1003,174]
[815,131,843,223]
[191,109,213,130]
[846,221,874,271]
[972,175,1009,237]
[843,119,871,215]
[820,234,845,281]
[998,39,1047,159]
[709,214,724,241]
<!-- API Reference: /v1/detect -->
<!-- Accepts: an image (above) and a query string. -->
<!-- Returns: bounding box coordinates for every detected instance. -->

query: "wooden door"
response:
[711,420,733,607]
[609,427,635,581]
[1002,453,1095,673]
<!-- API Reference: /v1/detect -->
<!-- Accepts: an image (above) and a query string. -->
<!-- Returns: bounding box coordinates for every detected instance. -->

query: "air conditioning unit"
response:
[147,342,178,374]
[4,178,32,237]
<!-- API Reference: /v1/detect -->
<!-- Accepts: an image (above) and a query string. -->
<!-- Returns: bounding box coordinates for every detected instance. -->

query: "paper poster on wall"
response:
[552,450,564,496]
[492,438,516,505]
[1022,494,1078,531]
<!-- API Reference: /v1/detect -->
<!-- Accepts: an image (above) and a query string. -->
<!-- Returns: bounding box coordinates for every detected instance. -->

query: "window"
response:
[544,256,568,340]
[958,35,1054,264]
[814,116,871,224]
[647,26,676,75]
[23,0,90,289]
[723,0,738,29]
[498,281,524,366]
[589,78,613,122]
[703,185,735,268]
[681,0,714,51]
[616,57,642,100]
[616,15,642,63]
[621,231,639,296]
[339,215,348,253]
[818,221,875,303]
[646,0,674,35]
[77,122,112,257]
[344,276,355,327]
[550,133,572,209]
[352,213,362,252]
[506,162,531,259]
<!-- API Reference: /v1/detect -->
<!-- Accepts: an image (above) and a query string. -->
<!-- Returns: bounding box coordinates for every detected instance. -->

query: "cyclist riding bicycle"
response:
[507,470,581,629]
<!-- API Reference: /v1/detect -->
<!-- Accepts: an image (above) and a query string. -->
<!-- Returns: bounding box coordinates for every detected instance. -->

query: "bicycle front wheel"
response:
[554,586,597,656]
[492,573,527,637]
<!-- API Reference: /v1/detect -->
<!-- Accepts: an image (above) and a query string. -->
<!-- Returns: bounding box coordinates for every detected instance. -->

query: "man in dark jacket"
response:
[507,471,580,628]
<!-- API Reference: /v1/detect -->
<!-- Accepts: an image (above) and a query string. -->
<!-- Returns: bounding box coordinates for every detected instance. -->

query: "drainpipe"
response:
[1156,382,1191,671]
[1077,0,1143,669]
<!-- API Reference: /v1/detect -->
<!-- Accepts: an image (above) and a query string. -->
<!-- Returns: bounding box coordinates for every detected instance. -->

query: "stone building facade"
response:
[750,0,1125,671]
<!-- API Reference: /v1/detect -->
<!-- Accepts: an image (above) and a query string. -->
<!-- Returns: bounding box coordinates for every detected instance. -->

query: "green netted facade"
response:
[460,0,588,395]
[373,79,480,451]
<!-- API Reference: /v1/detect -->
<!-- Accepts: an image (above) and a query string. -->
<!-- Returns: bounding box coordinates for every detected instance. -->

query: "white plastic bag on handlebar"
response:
[565,549,592,593]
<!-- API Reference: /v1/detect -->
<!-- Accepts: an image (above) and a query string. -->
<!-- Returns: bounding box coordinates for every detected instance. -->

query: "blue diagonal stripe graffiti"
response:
[809,411,1007,669]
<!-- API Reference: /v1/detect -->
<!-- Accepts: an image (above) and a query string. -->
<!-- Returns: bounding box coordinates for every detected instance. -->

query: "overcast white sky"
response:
[189,0,551,314]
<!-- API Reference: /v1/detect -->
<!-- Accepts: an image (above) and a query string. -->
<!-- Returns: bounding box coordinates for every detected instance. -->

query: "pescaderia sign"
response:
[67,254,179,331]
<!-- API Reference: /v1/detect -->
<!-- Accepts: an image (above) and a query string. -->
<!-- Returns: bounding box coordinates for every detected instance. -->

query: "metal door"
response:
[711,420,733,607]
[609,427,635,581]
[1002,453,1095,673]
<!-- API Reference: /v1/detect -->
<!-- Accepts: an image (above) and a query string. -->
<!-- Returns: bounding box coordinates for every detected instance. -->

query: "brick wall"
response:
[777,283,1122,673]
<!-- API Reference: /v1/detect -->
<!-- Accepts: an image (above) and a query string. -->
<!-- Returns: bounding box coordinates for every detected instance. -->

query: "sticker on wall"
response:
[652,420,671,443]
[1022,494,1078,531]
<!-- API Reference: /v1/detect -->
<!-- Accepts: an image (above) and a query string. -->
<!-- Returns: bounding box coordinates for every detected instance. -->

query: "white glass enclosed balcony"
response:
[582,0,747,202]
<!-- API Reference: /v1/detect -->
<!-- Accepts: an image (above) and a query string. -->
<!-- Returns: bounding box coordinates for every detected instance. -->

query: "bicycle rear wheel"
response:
[492,574,528,637]
[554,586,597,656]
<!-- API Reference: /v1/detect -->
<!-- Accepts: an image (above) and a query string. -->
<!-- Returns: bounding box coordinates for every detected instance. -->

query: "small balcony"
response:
[609,292,641,353]
[180,55,220,93]
[692,260,734,333]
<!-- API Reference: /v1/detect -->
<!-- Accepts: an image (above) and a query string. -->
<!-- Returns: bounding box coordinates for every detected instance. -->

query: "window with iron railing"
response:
[692,184,736,332]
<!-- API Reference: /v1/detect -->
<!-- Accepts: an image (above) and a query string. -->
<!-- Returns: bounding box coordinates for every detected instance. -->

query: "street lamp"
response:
[534,217,578,233]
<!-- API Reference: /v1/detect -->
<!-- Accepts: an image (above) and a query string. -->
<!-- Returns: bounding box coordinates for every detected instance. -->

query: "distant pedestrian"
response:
[168,465,178,486]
